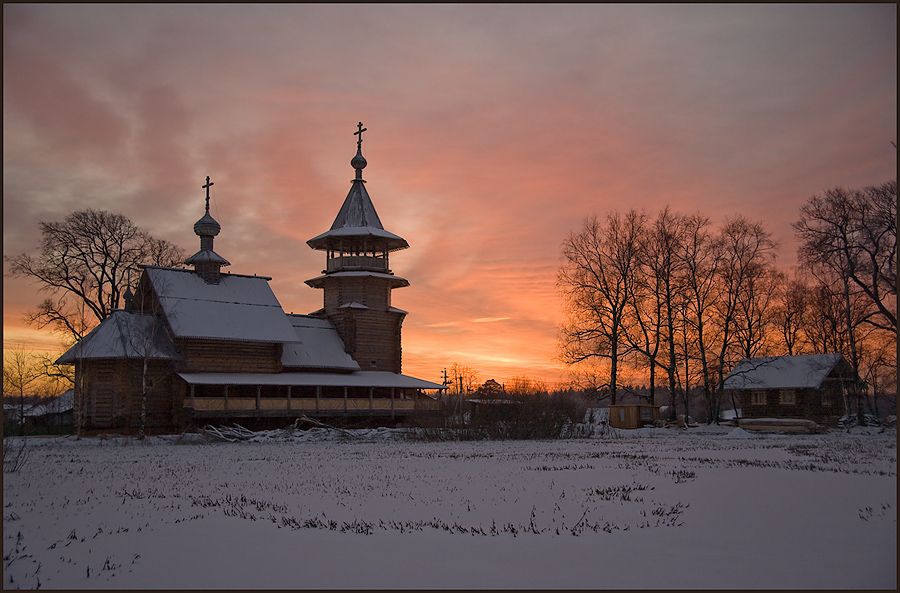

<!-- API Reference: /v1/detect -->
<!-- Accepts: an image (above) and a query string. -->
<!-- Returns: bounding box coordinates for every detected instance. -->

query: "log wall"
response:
[329,309,404,373]
[739,386,845,423]
[77,359,179,433]
[179,339,282,373]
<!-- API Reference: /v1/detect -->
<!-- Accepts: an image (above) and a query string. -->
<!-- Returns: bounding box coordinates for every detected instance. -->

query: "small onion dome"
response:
[351,151,367,171]
[193,212,221,237]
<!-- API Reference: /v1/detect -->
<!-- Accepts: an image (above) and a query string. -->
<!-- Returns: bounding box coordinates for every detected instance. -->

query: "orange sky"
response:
[3,4,897,388]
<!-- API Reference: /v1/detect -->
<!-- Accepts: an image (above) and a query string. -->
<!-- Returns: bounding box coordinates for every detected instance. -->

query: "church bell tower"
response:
[306,123,409,373]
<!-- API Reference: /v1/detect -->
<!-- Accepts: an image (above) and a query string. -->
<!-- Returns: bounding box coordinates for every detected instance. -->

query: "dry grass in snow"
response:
[3,425,896,589]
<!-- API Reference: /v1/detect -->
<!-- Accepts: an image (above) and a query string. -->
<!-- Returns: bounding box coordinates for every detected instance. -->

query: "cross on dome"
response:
[354,122,367,149]
[351,123,368,178]
[202,176,214,213]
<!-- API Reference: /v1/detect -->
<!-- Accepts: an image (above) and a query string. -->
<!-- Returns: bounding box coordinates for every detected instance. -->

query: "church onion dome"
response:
[193,211,221,237]
[351,152,367,171]
[184,175,231,281]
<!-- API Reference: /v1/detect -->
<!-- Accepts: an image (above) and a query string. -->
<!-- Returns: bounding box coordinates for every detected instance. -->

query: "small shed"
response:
[609,404,660,429]
[24,390,74,432]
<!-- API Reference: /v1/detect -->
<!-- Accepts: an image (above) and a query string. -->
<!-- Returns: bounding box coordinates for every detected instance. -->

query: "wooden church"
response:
[56,124,445,434]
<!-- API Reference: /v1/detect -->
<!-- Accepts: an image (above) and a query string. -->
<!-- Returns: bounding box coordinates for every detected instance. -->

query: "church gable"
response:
[55,310,176,364]
[142,267,298,344]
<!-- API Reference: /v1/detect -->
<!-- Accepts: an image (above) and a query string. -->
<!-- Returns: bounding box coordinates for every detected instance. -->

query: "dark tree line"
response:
[558,179,896,423]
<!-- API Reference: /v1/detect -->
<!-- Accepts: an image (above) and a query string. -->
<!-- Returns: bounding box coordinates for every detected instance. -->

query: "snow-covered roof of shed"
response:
[723,353,846,390]
[177,370,446,390]
[281,315,360,371]
[307,179,408,252]
[56,311,177,364]
[23,390,74,417]
[144,267,298,343]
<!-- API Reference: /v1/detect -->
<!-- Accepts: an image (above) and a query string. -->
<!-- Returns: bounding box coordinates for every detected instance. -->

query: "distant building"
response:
[723,353,854,424]
[57,125,445,434]
[3,390,74,433]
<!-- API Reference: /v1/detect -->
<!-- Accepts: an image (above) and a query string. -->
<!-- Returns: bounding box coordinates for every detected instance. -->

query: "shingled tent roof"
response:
[307,130,408,252]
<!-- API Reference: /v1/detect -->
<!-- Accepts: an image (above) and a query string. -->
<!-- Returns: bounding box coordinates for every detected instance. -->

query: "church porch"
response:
[179,371,444,423]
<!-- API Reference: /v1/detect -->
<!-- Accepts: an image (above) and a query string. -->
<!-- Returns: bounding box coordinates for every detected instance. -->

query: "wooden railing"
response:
[189,397,441,415]
[326,255,388,272]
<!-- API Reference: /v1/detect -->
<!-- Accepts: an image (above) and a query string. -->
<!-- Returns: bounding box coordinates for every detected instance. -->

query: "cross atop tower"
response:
[202,176,214,213]
[354,122,367,150]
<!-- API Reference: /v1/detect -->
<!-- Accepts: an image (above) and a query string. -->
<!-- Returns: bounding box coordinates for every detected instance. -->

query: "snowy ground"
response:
[3,425,896,590]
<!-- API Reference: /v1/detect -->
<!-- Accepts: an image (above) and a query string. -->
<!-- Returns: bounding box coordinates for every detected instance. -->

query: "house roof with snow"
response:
[56,311,177,364]
[143,267,299,343]
[26,390,74,416]
[281,315,360,371]
[723,353,848,390]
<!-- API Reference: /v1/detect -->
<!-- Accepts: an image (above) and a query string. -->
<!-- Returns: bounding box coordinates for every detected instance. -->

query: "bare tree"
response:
[794,181,897,335]
[793,180,897,425]
[625,206,687,414]
[558,211,646,405]
[562,361,611,403]
[644,207,688,417]
[508,375,549,396]
[804,282,848,355]
[448,363,479,396]
[678,213,722,423]
[733,260,780,359]
[857,330,898,419]
[444,363,479,427]
[711,217,777,416]
[3,345,44,436]
[6,209,185,345]
[772,274,811,356]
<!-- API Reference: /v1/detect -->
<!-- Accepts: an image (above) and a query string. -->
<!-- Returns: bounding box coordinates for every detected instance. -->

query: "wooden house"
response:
[723,353,854,425]
[56,125,445,434]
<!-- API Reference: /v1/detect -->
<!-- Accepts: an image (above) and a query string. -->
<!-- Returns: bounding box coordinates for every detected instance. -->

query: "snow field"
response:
[3,426,896,589]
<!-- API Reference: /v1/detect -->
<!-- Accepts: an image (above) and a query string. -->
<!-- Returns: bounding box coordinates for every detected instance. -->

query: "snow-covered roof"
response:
[280,315,360,371]
[305,270,409,289]
[307,179,408,252]
[177,370,446,390]
[25,390,74,417]
[184,249,230,265]
[340,302,369,310]
[56,311,177,364]
[144,267,298,343]
[723,354,847,390]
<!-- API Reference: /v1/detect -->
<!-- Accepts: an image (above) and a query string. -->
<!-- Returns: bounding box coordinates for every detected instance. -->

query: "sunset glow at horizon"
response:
[3,4,896,389]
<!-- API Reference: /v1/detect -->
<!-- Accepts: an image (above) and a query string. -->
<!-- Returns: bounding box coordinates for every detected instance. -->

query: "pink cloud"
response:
[3,4,896,386]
